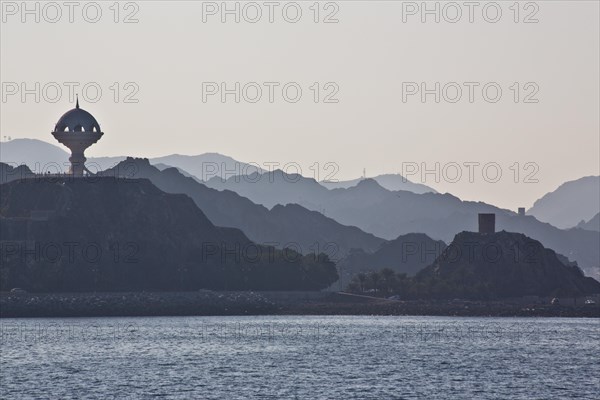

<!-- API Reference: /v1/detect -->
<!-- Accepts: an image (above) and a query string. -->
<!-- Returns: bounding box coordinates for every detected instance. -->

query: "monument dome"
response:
[51,98,104,177]
[53,99,101,133]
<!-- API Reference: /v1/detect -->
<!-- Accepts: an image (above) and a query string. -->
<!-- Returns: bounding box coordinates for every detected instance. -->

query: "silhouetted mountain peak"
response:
[355,178,383,189]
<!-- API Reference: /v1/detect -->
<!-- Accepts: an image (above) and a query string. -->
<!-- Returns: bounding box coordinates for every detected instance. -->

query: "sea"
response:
[1,316,598,399]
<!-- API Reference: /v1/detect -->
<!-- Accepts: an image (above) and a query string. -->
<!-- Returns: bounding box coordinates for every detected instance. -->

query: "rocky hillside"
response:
[0,177,338,292]
[415,231,600,299]
[338,233,446,277]
[0,162,34,183]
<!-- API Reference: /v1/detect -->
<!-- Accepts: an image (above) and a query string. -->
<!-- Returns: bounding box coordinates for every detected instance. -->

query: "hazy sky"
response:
[1,1,599,210]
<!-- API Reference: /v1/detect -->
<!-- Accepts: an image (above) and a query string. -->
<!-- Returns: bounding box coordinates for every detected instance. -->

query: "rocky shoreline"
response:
[1,291,599,318]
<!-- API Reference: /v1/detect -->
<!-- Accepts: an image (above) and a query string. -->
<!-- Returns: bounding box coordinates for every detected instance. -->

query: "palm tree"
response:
[370,271,381,294]
[357,273,367,293]
[380,268,396,294]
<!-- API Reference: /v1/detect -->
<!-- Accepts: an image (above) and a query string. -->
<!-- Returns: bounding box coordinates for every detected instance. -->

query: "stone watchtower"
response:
[478,213,496,234]
[51,98,104,177]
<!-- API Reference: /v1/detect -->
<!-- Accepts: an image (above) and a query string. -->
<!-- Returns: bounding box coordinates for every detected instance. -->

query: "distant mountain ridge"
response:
[1,139,256,180]
[528,176,600,229]
[202,169,599,279]
[0,139,433,195]
[151,153,264,182]
[321,174,436,193]
[0,138,70,171]
[577,213,600,232]
[100,158,385,259]
[2,140,598,279]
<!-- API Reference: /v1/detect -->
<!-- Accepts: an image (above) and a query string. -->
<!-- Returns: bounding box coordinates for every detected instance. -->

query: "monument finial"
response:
[76,95,79,109]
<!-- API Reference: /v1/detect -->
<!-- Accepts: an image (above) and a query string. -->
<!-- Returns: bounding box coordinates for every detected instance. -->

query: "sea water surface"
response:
[1,316,598,399]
